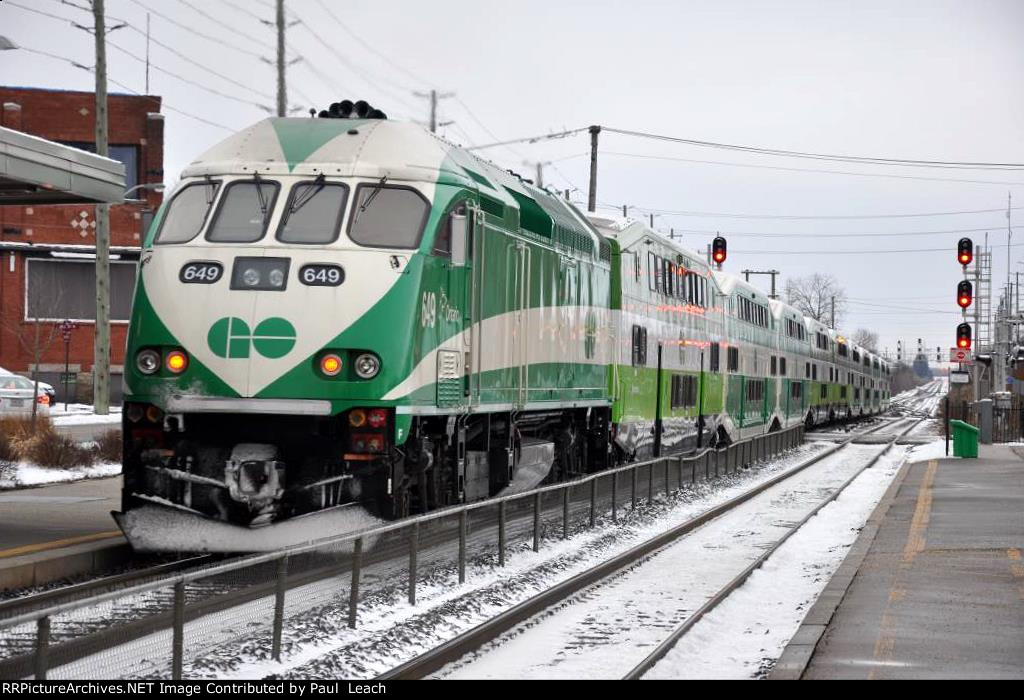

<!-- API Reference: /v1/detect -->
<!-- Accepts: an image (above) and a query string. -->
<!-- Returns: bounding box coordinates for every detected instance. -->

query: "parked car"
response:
[0,367,55,409]
[0,373,51,417]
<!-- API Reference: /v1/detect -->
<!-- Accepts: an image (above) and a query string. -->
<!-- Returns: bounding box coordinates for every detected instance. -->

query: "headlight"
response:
[242,268,261,287]
[269,269,285,288]
[353,353,381,379]
[136,349,160,375]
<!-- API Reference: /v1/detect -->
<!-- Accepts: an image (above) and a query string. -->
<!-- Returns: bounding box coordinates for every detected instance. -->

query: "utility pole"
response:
[588,125,601,212]
[830,295,835,329]
[275,0,286,117]
[413,89,454,133]
[145,13,150,94]
[622,204,628,218]
[93,0,111,415]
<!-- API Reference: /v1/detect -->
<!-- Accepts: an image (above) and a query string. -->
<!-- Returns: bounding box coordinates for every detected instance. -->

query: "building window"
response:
[25,259,136,322]
[746,379,764,403]
[780,357,787,376]
[62,142,140,193]
[812,364,818,380]
[841,386,848,399]
[770,356,777,376]
[671,374,698,409]
[632,325,647,366]
[727,346,739,372]
[820,384,828,399]
[791,382,803,400]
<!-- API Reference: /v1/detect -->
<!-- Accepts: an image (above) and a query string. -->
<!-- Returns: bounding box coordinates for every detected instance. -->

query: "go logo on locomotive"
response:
[207,317,297,359]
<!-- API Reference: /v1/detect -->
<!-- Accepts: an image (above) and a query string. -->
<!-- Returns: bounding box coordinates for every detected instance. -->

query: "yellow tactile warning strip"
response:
[1010,548,1024,601]
[0,531,122,560]
[868,459,939,678]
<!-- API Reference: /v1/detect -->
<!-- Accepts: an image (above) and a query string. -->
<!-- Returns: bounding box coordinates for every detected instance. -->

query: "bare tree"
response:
[785,273,847,327]
[852,328,879,352]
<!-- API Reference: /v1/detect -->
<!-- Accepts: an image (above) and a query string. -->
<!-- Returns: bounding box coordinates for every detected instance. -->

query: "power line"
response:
[171,0,271,49]
[124,0,267,59]
[309,0,426,90]
[731,241,1024,255]
[467,127,591,151]
[627,204,1024,221]
[600,150,1024,187]
[13,42,233,131]
[9,1,274,102]
[602,126,1024,171]
[663,225,1023,239]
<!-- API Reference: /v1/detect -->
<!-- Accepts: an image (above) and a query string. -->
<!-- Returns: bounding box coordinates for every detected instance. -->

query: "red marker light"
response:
[367,408,387,428]
[957,237,973,267]
[956,322,972,349]
[712,236,727,265]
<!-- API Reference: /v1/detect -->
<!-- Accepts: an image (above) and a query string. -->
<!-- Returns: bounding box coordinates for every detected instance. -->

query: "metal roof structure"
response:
[0,125,125,205]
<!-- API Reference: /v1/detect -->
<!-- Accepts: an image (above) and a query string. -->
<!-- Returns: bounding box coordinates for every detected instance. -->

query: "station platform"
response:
[0,477,128,590]
[773,444,1024,679]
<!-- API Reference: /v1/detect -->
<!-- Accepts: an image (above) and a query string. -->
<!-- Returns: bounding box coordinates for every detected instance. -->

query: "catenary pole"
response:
[588,125,601,212]
[275,0,287,117]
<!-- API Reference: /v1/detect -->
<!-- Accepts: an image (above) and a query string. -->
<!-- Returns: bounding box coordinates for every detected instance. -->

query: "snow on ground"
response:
[438,444,890,680]
[643,446,909,679]
[144,443,831,681]
[50,407,122,427]
[0,461,121,489]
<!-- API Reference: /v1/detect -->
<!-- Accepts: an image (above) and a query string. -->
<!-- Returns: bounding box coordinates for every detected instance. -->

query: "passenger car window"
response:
[207,180,279,243]
[155,182,220,244]
[277,181,348,244]
[349,185,429,249]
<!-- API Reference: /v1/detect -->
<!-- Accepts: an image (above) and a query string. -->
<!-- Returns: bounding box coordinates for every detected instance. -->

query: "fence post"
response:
[458,510,467,584]
[34,615,50,681]
[272,555,289,661]
[664,458,670,496]
[409,522,419,605]
[563,487,570,539]
[171,581,185,679]
[631,466,638,510]
[612,471,618,522]
[648,462,654,503]
[533,491,542,552]
[348,537,363,629]
[498,500,507,567]
[590,477,597,528]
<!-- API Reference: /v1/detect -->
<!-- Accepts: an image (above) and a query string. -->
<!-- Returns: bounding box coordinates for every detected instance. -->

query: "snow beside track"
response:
[0,461,121,489]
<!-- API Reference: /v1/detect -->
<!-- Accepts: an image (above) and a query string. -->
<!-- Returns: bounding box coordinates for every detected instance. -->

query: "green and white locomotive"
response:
[117,105,889,551]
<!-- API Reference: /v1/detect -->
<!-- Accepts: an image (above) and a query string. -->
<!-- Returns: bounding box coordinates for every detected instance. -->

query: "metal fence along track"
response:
[0,425,806,680]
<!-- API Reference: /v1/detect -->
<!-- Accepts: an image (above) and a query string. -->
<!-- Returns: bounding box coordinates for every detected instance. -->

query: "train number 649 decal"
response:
[179,262,223,284]
[299,264,345,287]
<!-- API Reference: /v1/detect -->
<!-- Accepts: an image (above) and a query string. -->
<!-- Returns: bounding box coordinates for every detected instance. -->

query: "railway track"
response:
[375,417,922,680]
[0,409,933,679]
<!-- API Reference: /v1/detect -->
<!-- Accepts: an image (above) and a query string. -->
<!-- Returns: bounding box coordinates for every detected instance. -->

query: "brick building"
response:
[0,87,163,403]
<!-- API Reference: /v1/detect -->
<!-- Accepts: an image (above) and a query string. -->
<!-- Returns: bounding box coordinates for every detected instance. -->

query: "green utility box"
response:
[949,419,979,458]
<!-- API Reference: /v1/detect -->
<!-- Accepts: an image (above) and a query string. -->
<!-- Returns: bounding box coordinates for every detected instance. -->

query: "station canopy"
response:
[0,125,125,205]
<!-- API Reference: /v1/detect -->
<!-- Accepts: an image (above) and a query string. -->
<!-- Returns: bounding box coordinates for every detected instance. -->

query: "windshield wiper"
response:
[278,173,326,230]
[353,175,388,226]
[253,172,268,219]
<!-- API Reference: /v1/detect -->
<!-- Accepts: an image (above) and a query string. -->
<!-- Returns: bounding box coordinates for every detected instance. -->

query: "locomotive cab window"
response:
[207,180,279,243]
[632,325,648,366]
[349,185,429,249]
[276,181,349,244]
[155,181,221,244]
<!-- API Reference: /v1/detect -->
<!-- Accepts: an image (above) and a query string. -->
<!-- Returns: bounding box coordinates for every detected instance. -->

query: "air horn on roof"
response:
[317,99,387,120]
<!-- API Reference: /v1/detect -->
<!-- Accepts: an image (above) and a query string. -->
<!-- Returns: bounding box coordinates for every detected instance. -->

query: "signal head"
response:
[956,322,972,349]
[957,237,973,266]
[712,236,727,264]
[957,279,973,309]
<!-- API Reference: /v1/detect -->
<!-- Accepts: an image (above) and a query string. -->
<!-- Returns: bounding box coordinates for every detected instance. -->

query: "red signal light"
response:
[956,322,972,349]
[957,237,973,267]
[712,236,727,265]
[957,280,973,309]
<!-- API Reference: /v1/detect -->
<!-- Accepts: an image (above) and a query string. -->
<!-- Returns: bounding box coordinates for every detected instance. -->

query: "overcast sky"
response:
[3,0,1023,359]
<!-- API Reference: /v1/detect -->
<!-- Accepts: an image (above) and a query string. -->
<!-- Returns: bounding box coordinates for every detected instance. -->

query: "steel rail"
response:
[623,417,924,679]
[375,420,895,680]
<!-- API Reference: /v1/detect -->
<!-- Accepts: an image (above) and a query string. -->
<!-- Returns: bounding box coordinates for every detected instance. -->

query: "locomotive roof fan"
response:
[317,99,388,120]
